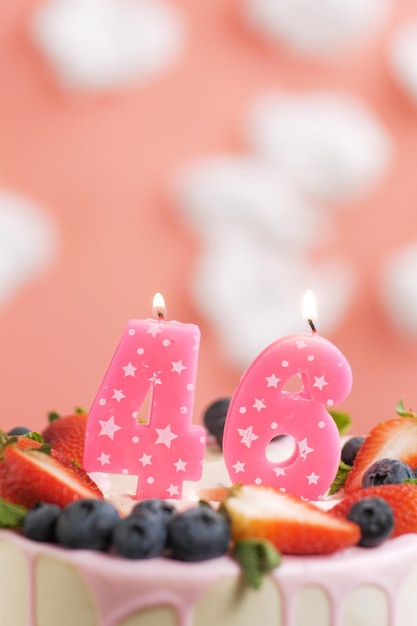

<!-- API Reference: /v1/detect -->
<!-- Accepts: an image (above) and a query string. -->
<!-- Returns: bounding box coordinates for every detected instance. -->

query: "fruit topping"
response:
[0,432,103,509]
[7,427,31,436]
[332,483,417,537]
[168,505,231,561]
[23,502,62,543]
[344,417,417,493]
[345,497,394,547]
[222,484,360,555]
[55,499,120,551]
[341,436,365,466]
[131,498,176,526]
[113,509,168,559]
[203,398,230,449]
[361,458,414,488]
[42,409,87,466]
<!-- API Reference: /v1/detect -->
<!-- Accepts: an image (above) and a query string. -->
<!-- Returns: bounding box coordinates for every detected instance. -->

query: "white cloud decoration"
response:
[0,190,59,305]
[380,242,417,337]
[389,19,417,104]
[243,0,392,57]
[31,0,186,91]
[247,91,392,203]
[175,154,355,366]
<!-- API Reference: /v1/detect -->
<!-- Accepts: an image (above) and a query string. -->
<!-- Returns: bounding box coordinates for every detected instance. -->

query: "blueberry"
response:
[131,499,176,526]
[23,502,61,543]
[346,497,394,547]
[361,458,414,488]
[55,499,120,551]
[341,436,365,466]
[203,398,230,449]
[7,427,31,436]
[113,510,167,559]
[168,506,230,562]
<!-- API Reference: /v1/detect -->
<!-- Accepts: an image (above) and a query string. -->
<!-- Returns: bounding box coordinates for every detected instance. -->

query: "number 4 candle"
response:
[83,293,206,500]
[223,290,352,500]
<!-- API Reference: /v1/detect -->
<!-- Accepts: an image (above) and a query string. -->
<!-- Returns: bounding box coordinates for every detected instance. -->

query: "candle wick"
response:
[307,318,317,334]
[157,310,165,320]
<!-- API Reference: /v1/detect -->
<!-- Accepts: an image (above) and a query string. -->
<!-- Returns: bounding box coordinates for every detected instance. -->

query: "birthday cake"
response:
[2,403,417,626]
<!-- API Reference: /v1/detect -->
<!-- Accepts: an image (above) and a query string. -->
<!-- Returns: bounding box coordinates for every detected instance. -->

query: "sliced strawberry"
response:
[221,484,360,555]
[42,410,87,466]
[0,437,103,508]
[344,418,417,493]
[332,483,417,537]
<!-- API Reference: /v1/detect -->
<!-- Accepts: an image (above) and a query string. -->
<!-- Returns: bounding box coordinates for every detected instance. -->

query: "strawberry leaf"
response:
[0,498,28,528]
[329,460,351,495]
[23,432,44,444]
[328,410,351,435]
[232,538,281,589]
[47,411,61,424]
[396,399,417,418]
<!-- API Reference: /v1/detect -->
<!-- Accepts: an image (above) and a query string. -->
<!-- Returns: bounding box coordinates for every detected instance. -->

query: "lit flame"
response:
[302,289,318,331]
[152,292,166,319]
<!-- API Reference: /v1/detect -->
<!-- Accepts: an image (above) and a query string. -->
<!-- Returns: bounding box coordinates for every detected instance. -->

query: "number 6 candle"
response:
[83,293,206,500]
[223,290,352,500]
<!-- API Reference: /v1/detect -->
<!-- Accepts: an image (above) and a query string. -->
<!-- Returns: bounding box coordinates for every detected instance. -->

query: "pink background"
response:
[1,0,417,435]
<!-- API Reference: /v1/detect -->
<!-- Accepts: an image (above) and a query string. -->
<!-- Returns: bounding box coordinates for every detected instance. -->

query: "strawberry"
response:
[0,434,103,508]
[332,483,417,537]
[221,484,360,555]
[344,417,417,493]
[42,410,87,466]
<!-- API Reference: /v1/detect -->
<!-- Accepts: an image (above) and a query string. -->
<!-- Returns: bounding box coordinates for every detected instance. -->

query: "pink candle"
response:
[223,290,352,500]
[83,294,205,500]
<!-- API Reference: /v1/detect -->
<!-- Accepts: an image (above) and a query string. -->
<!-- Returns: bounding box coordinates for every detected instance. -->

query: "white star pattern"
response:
[237,425,259,448]
[307,472,320,485]
[112,389,126,402]
[98,416,122,440]
[265,374,280,388]
[253,398,267,411]
[155,424,179,448]
[173,458,187,472]
[146,324,163,338]
[122,362,137,377]
[166,483,180,497]
[232,460,246,473]
[312,375,328,391]
[171,360,187,374]
[147,372,162,385]
[97,452,111,466]
[139,453,152,467]
[298,438,314,461]
[273,467,286,477]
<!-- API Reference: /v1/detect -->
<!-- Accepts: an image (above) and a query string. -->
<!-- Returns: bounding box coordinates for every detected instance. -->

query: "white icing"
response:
[0,189,58,306]
[379,241,417,336]
[247,91,392,202]
[243,0,392,57]
[30,0,185,91]
[389,19,417,104]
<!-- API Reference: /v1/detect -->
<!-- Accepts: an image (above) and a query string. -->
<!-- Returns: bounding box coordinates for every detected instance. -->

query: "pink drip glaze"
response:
[2,530,417,626]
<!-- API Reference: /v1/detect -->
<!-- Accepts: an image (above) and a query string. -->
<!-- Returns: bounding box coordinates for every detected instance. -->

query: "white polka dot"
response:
[318,421,325,429]
[255,477,262,485]
[279,487,286,493]
[132,411,139,419]
[200,436,205,444]
[128,329,135,336]
[137,347,144,355]
[270,421,278,430]
[122,469,129,475]
[187,383,194,391]
[180,406,187,414]
[99,398,106,406]
[132,436,140,443]
[327,399,334,407]
[147,476,155,484]
[239,406,247,414]
[307,355,314,361]
[162,339,170,346]
[281,360,289,367]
